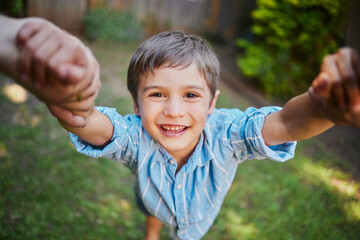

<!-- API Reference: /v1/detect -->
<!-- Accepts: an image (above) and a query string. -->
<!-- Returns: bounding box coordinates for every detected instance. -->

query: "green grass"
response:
[1,42,359,239]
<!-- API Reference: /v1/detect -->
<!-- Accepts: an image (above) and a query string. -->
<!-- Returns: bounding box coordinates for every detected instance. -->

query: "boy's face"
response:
[134,63,219,161]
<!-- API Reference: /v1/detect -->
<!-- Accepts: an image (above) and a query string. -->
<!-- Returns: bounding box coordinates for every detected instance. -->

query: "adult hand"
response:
[16,18,101,127]
[308,48,360,128]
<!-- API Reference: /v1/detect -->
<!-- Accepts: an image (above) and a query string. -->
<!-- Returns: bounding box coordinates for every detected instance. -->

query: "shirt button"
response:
[177,184,182,190]
[170,159,175,165]
[180,218,186,223]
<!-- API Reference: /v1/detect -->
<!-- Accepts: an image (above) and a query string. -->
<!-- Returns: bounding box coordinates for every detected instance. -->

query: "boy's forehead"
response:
[139,64,209,88]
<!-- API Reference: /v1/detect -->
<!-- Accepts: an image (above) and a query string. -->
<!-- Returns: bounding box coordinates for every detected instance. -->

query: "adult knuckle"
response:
[338,48,350,56]
[72,44,83,54]
[33,51,46,65]
[323,54,335,64]
[48,58,58,71]
[342,71,355,84]
[25,40,36,53]
[339,47,352,55]
[333,79,342,89]
[17,23,31,41]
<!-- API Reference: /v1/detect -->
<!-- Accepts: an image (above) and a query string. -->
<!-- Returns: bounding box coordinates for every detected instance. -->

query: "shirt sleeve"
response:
[226,106,296,162]
[69,106,140,172]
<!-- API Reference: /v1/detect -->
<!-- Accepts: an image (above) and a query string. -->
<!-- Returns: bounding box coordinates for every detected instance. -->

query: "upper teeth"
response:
[162,126,185,131]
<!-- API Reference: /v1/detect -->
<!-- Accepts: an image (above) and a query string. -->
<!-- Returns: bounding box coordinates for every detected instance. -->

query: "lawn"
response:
[0,41,359,240]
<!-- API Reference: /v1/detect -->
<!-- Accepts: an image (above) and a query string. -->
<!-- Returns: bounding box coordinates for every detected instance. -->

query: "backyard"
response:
[0,40,359,240]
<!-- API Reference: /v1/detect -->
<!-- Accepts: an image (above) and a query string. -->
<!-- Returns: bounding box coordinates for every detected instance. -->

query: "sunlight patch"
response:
[225,210,258,238]
[0,143,8,157]
[31,115,41,126]
[2,83,28,104]
[301,161,360,198]
[330,178,360,199]
[344,201,360,220]
[119,199,131,211]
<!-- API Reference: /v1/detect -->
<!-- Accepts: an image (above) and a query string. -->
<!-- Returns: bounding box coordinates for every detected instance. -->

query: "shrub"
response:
[83,8,143,43]
[237,0,347,98]
[0,0,26,17]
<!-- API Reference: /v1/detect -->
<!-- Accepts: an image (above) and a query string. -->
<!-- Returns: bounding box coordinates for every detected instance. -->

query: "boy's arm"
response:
[262,92,334,146]
[57,108,114,147]
[262,48,360,146]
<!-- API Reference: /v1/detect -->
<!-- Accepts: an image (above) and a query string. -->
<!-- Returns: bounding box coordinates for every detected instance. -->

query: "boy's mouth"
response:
[160,125,187,133]
[159,125,188,136]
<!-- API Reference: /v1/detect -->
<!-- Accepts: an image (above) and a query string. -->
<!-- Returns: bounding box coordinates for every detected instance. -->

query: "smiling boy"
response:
[8,19,360,240]
[62,31,341,240]
[59,31,301,240]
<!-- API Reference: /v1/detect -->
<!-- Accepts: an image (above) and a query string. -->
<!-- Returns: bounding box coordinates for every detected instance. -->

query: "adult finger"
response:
[55,63,86,84]
[56,47,98,84]
[59,72,100,112]
[48,39,86,73]
[22,26,53,86]
[352,50,360,81]
[32,34,62,86]
[16,21,42,48]
[337,48,360,111]
[322,54,345,109]
[47,104,86,127]
[58,49,100,102]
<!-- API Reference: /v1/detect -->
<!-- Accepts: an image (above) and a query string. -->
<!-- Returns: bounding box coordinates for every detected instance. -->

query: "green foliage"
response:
[83,9,143,43]
[237,0,346,98]
[0,0,26,17]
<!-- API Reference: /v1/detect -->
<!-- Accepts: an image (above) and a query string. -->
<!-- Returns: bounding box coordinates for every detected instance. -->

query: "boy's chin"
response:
[158,139,198,160]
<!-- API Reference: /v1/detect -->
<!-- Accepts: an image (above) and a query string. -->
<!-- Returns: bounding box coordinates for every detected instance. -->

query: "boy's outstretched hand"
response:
[15,18,100,127]
[309,48,360,128]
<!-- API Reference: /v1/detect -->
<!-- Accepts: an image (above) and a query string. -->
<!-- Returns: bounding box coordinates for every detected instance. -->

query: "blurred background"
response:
[1,0,359,239]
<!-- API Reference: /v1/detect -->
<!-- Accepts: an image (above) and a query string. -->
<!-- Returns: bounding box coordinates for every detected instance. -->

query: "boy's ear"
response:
[208,90,220,115]
[133,99,140,116]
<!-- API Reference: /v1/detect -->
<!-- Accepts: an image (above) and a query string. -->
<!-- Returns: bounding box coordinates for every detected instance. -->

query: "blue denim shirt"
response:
[70,106,296,240]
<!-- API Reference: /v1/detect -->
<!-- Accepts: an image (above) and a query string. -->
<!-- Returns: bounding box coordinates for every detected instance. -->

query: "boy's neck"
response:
[172,151,193,174]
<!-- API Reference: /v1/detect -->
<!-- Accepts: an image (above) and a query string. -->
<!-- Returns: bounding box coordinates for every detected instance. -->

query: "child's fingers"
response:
[60,94,97,112]
[311,72,332,99]
[337,48,360,111]
[61,64,100,106]
[47,104,86,127]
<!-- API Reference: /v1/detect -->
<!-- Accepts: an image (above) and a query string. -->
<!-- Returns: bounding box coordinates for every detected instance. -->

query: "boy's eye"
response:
[185,92,199,98]
[150,93,164,97]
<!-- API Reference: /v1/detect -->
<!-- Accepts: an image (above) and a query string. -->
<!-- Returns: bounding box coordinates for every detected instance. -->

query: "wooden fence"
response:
[27,0,248,38]
[28,0,87,32]
[26,0,359,50]
[346,0,360,52]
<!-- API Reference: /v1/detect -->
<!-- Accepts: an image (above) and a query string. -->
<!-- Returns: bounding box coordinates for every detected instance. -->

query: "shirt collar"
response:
[156,131,214,172]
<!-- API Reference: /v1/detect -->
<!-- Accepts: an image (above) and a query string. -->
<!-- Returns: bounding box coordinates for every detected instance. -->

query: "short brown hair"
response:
[127,31,220,106]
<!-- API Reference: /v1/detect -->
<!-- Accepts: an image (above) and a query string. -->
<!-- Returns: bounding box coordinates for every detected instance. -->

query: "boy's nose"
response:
[163,97,185,118]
